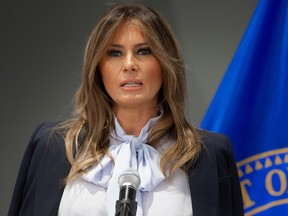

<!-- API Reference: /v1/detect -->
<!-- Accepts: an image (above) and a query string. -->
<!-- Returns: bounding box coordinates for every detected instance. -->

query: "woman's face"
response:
[99,23,162,110]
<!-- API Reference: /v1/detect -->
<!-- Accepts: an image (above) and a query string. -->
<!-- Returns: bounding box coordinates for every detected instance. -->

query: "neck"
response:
[113,106,158,136]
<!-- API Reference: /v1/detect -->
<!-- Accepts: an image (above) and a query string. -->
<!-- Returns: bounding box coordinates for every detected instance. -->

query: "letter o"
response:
[265,169,287,196]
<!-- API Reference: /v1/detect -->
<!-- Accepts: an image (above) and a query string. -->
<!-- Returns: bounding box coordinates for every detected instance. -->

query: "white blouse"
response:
[58,114,193,216]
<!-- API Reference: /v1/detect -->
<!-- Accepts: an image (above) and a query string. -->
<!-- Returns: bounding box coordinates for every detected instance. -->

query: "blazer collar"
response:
[34,137,71,215]
[188,147,219,216]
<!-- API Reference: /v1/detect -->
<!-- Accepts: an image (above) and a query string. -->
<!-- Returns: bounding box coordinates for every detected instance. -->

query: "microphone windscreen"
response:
[118,168,141,190]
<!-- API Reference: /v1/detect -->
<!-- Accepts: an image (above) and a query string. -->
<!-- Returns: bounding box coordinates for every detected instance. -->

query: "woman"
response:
[8,3,243,216]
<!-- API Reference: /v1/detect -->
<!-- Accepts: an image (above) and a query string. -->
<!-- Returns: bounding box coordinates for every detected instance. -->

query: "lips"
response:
[120,79,143,87]
[122,82,142,87]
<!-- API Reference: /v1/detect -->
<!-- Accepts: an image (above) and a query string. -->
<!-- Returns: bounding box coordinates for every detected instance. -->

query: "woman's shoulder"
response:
[21,122,67,179]
[196,129,232,152]
[194,129,238,177]
[27,122,64,154]
[195,129,235,166]
[32,122,60,140]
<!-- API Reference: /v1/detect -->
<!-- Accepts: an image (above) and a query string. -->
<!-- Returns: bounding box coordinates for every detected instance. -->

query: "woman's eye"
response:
[107,50,122,57]
[138,48,151,55]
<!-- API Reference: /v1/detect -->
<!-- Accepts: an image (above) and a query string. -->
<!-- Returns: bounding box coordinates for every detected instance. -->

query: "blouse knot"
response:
[82,112,165,216]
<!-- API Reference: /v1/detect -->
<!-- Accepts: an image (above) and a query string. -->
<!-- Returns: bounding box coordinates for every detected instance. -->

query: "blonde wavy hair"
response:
[60,3,202,183]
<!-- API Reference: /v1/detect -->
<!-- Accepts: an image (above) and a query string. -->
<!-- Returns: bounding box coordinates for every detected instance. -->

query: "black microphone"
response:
[115,168,141,216]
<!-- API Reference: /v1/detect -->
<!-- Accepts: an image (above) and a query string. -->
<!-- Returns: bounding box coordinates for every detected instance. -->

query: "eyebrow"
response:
[109,42,148,48]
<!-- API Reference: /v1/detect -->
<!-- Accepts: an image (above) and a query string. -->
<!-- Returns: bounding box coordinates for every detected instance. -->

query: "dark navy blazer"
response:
[8,122,244,216]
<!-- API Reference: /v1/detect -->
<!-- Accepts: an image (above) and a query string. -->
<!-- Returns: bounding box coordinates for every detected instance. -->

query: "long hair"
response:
[60,3,202,182]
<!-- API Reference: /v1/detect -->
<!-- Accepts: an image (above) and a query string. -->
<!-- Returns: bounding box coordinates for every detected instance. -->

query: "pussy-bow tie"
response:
[82,115,166,216]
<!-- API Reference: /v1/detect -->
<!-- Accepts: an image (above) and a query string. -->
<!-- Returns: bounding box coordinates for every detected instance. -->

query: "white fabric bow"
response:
[82,113,166,216]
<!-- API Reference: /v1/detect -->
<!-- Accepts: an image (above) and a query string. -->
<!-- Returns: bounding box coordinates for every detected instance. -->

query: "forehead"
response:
[111,22,146,44]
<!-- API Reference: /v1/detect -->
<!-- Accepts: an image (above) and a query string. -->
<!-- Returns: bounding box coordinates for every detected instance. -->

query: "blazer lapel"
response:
[188,147,219,216]
[34,136,71,216]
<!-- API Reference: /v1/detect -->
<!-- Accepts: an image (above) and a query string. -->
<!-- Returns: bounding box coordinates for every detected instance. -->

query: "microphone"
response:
[115,168,141,216]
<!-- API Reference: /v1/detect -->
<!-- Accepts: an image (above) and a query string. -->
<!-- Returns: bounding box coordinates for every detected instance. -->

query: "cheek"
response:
[101,73,115,93]
[148,63,163,87]
[99,73,112,97]
[100,62,115,86]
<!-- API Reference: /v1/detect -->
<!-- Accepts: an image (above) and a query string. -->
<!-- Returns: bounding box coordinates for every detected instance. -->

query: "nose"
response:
[122,53,137,72]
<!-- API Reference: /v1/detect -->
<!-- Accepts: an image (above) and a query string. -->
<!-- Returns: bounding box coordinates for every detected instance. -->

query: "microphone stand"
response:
[115,186,138,216]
